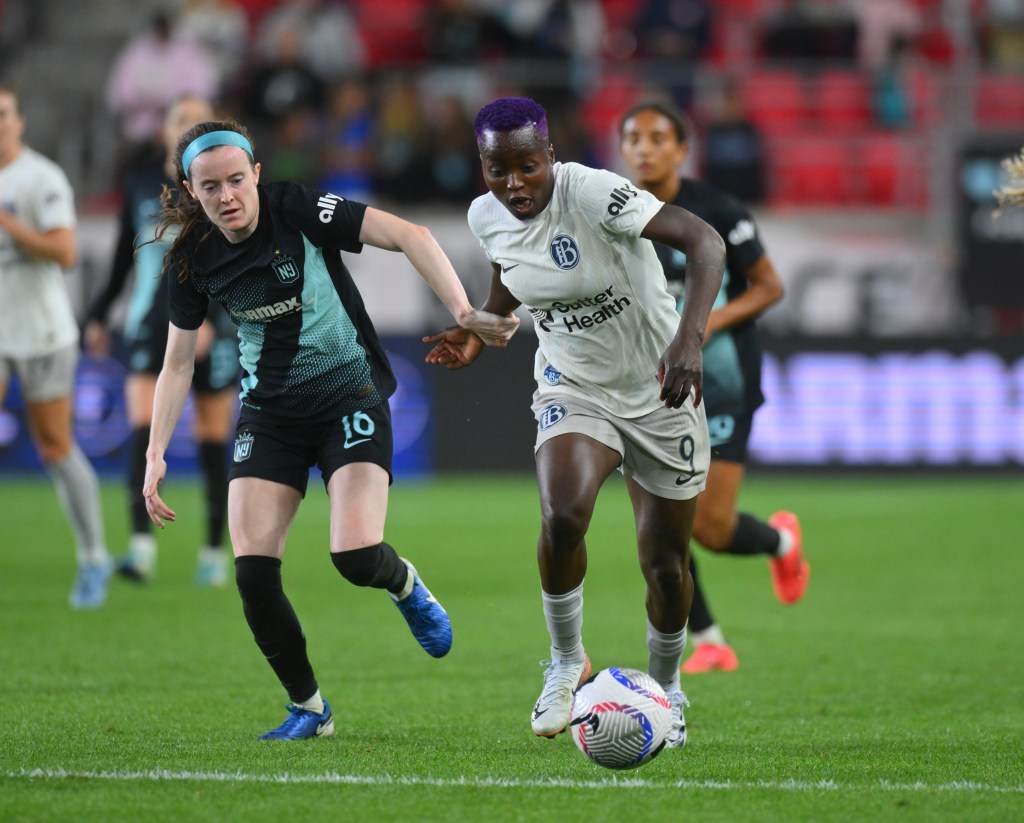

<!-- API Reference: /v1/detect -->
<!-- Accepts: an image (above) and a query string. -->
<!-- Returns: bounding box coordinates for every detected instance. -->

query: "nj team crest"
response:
[234,431,254,462]
[272,254,299,283]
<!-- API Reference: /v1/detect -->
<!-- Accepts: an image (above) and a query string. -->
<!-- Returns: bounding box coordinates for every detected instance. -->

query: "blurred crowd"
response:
[5,0,1021,207]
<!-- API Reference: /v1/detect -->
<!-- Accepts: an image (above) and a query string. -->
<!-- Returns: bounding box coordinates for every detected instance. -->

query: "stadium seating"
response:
[742,69,808,134]
[580,71,640,147]
[815,70,873,132]
[855,133,924,207]
[768,136,850,205]
[975,72,1024,130]
[352,0,428,67]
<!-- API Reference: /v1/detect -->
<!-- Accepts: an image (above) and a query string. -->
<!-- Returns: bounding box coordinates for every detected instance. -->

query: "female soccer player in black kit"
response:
[142,119,518,740]
[619,101,810,674]
[86,96,237,587]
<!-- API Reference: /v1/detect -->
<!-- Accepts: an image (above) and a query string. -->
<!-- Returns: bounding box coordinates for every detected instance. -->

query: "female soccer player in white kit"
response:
[426,97,725,747]
[0,83,111,608]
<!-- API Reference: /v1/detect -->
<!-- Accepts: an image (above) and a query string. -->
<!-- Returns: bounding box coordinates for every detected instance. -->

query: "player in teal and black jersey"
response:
[620,101,810,675]
[142,118,518,741]
[86,96,238,587]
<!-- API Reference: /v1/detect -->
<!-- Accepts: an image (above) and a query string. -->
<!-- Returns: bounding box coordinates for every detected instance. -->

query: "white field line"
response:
[4,769,1023,794]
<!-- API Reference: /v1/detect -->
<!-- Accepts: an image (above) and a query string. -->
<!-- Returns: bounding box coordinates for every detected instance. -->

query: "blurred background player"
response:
[86,96,237,587]
[619,100,810,674]
[425,96,726,747]
[0,83,111,608]
[995,146,1024,210]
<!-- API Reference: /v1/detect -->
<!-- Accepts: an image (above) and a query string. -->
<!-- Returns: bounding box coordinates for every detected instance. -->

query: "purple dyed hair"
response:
[473,97,549,144]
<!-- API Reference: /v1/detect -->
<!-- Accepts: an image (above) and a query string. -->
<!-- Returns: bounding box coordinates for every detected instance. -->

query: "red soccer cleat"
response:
[681,643,740,674]
[768,511,810,605]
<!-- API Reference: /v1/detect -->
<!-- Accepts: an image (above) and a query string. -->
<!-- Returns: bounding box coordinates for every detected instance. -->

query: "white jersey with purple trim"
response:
[468,161,679,418]
[0,147,79,357]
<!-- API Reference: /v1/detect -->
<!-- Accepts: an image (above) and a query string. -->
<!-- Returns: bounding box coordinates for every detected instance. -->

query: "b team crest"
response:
[550,234,580,270]
[539,403,568,430]
[543,365,562,386]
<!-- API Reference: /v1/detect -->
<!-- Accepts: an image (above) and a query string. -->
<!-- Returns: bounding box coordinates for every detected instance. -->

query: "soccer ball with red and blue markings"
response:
[569,667,672,770]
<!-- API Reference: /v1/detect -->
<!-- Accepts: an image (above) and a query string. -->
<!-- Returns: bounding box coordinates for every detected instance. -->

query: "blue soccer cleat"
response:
[69,559,113,609]
[392,559,453,658]
[259,701,334,741]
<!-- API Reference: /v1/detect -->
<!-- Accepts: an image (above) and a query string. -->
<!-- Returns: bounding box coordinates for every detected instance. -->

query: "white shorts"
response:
[0,343,78,403]
[531,390,710,500]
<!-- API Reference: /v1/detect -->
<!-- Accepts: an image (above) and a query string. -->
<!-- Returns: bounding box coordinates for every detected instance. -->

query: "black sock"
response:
[198,440,229,548]
[128,426,151,535]
[235,556,318,703]
[687,554,714,633]
[724,513,781,556]
[331,542,409,594]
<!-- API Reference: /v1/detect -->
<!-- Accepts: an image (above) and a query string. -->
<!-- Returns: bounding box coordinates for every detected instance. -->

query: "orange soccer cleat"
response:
[681,643,740,674]
[768,511,810,605]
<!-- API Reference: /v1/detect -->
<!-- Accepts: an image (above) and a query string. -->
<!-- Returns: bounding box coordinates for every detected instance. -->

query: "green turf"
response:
[0,474,1022,822]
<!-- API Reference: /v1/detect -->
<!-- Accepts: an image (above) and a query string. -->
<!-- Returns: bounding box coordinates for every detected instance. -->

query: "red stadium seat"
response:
[353,0,427,67]
[906,67,943,128]
[580,73,639,147]
[768,137,851,205]
[850,133,928,208]
[975,72,1024,130]
[600,0,641,30]
[815,70,873,132]
[741,70,808,135]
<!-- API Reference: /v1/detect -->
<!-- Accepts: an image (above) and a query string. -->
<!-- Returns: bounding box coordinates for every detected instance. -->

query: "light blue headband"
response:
[181,130,254,179]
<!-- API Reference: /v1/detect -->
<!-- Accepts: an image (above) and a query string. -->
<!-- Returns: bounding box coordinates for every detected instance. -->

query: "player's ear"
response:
[182,179,196,199]
[252,162,261,185]
[547,145,556,164]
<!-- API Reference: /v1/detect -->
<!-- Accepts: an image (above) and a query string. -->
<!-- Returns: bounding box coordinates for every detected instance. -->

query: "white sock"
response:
[47,445,109,565]
[775,526,794,557]
[647,620,686,693]
[390,559,415,601]
[129,533,157,573]
[542,582,585,663]
[690,624,727,648]
[295,690,325,714]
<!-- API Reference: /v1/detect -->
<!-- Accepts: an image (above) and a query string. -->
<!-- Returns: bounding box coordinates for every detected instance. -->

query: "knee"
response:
[643,553,687,596]
[539,503,590,553]
[332,543,388,587]
[38,441,71,465]
[235,555,282,603]
[692,508,734,551]
[193,418,229,442]
[35,430,72,464]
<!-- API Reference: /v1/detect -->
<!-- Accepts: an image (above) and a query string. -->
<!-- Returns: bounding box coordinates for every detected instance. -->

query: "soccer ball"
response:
[568,667,672,770]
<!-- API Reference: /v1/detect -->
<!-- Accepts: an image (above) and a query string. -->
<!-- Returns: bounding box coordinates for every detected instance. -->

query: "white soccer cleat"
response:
[666,688,690,748]
[195,547,229,588]
[531,654,592,738]
[115,533,157,582]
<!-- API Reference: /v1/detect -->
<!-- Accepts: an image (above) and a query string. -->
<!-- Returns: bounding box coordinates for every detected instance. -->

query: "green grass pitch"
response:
[1,474,1022,822]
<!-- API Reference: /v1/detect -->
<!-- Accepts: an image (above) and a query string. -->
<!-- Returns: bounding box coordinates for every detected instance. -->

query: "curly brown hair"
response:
[152,119,257,280]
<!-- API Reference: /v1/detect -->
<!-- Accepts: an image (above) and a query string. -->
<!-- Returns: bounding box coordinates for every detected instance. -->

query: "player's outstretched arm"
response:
[642,203,725,408]
[359,207,519,346]
[144,323,198,527]
[423,262,522,369]
[423,325,484,369]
